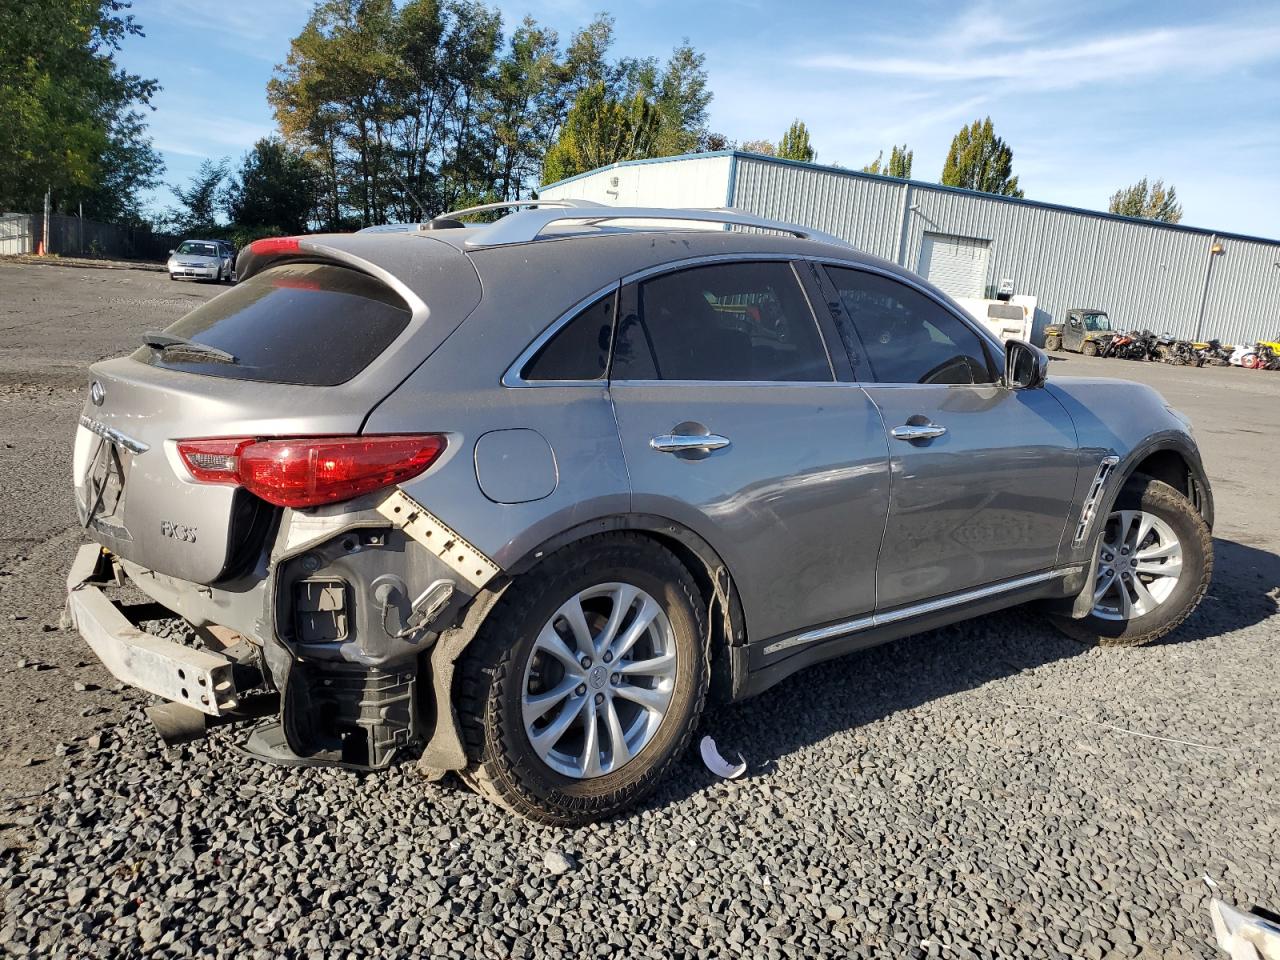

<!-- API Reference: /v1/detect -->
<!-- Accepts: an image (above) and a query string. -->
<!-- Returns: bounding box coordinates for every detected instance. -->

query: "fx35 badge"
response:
[160,520,197,543]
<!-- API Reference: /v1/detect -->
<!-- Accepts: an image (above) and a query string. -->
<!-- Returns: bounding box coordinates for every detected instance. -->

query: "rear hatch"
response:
[73,235,480,584]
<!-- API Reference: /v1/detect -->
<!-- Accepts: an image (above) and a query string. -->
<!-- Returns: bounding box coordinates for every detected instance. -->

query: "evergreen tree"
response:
[1108,178,1182,223]
[941,118,1022,197]
[777,120,815,162]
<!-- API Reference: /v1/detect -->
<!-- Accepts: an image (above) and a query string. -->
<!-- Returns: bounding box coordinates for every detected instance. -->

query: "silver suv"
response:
[68,202,1213,824]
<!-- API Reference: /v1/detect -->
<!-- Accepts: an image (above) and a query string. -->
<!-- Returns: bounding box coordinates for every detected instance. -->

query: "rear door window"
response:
[611,261,832,382]
[133,262,412,386]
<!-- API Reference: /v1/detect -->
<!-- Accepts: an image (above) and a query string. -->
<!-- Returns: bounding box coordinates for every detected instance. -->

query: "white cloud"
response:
[801,19,1280,92]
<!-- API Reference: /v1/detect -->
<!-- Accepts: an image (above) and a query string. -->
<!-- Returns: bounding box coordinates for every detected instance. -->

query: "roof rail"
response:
[462,204,851,249]
[433,198,605,223]
[356,199,605,234]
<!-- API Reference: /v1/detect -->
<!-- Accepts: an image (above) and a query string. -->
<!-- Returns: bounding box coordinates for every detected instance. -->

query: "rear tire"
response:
[1082,340,1099,357]
[458,534,708,825]
[1045,335,1062,352]
[1052,477,1211,647]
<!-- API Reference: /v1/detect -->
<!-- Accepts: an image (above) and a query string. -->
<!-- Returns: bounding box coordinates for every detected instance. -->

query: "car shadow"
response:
[642,535,1279,812]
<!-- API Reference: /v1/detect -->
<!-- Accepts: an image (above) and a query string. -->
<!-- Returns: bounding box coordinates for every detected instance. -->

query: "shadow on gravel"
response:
[1165,537,1280,643]
[640,534,1279,812]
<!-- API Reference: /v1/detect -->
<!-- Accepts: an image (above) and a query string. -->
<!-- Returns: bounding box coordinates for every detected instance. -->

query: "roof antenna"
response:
[391,171,430,224]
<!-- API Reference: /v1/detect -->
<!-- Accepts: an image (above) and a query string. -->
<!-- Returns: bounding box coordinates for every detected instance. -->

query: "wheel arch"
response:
[505,513,750,702]
[1066,434,1212,619]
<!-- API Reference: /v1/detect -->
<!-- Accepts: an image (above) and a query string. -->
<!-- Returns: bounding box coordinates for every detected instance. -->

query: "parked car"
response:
[167,239,234,283]
[68,202,1214,824]
[1045,307,1115,355]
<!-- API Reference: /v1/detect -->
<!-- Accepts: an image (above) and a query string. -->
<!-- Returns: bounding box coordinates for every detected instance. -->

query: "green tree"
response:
[651,42,711,156]
[166,159,229,236]
[863,144,912,178]
[777,120,815,162]
[484,17,564,202]
[542,82,660,183]
[225,139,320,241]
[1108,178,1182,223]
[0,0,162,221]
[941,117,1023,197]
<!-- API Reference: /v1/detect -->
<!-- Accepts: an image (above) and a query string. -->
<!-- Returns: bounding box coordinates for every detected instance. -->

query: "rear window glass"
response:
[133,263,411,386]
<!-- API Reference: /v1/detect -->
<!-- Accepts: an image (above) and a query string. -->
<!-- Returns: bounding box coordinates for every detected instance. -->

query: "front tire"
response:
[458,534,708,825]
[1045,335,1062,352]
[1082,340,1100,357]
[1052,477,1211,647]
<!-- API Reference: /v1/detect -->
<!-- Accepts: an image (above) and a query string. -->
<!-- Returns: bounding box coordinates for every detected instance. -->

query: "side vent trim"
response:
[1073,455,1121,545]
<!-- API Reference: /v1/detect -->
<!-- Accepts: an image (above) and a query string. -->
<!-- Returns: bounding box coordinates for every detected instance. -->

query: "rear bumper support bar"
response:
[65,544,240,717]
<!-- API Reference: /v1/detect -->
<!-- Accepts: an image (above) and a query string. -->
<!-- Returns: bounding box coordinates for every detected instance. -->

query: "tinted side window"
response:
[132,262,411,386]
[824,267,994,385]
[612,261,831,382]
[522,292,615,381]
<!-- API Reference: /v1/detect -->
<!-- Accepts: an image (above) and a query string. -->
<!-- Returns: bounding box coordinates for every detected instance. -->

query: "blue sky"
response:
[122,0,1280,237]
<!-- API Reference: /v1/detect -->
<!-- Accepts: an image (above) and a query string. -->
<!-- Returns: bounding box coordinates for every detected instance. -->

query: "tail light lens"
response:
[177,435,446,508]
[247,236,301,256]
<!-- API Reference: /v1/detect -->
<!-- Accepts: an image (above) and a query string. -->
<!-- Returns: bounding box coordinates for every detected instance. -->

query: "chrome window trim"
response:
[617,251,806,286]
[815,257,1006,382]
[501,281,620,387]
[762,567,1076,657]
[502,252,835,388]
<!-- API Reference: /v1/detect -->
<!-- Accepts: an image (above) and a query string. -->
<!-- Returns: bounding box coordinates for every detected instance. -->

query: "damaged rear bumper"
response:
[65,544,243,716]
[65,489,500,773]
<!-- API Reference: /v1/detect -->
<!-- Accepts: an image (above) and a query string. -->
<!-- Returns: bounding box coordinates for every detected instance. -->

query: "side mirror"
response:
[1005,339,1048,389]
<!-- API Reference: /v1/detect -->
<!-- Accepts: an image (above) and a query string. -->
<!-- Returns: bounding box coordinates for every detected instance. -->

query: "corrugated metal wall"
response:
[727,156,1278,345]
[896,181,1211,339]
[1201,236,1280,345]
[731,159,902,261]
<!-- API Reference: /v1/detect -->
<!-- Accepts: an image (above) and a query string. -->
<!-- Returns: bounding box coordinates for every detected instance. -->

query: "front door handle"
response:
[650,433,731,453]
[890,423,947,442]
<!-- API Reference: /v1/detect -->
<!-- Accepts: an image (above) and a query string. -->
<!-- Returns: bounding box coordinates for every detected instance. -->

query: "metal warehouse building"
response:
[539,151,1280,347]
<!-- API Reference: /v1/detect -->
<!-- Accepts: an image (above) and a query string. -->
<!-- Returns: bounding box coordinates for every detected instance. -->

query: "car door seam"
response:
[605,387,634,514]
[860,385,894,614]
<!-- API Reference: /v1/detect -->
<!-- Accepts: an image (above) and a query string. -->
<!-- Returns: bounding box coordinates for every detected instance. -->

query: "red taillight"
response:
[177,435,446,508]
[248,236,301,256]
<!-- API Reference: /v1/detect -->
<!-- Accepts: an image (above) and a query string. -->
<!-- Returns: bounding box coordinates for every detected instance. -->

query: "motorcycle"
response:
[1236,340,1280,370]
[1106,329,1160,361]
[1155,334,1206,367]
[1196,339,1233,366]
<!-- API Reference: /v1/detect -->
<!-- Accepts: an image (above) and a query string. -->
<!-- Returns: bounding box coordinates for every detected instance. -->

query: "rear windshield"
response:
[133,262,412,386]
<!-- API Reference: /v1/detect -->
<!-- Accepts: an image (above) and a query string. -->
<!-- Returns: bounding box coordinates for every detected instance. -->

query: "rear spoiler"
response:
[234,236,338,283]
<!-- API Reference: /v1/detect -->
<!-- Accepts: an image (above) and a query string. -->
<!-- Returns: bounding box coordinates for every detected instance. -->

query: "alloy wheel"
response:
[1092,509,1184,620]
[520,583,677,779]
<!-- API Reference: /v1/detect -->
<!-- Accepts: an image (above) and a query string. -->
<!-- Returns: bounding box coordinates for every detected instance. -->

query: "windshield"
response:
[176,241,220,258]
[1083,313,1112,331]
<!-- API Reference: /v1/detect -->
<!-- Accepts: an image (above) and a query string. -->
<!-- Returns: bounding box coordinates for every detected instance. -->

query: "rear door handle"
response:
[890,423,947,442]
[650,434,731,453]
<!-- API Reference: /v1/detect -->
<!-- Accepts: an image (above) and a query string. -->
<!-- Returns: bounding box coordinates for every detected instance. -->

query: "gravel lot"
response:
[1,259,1277,958]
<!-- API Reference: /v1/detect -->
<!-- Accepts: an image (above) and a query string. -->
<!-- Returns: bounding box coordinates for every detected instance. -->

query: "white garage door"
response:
[919,232,991,298]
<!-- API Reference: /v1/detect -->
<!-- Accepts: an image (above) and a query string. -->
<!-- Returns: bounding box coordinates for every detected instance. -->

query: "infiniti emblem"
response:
[89,381,105,406]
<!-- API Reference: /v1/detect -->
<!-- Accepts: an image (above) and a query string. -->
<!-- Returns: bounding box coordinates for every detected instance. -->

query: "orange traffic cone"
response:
[35,240,44,255]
